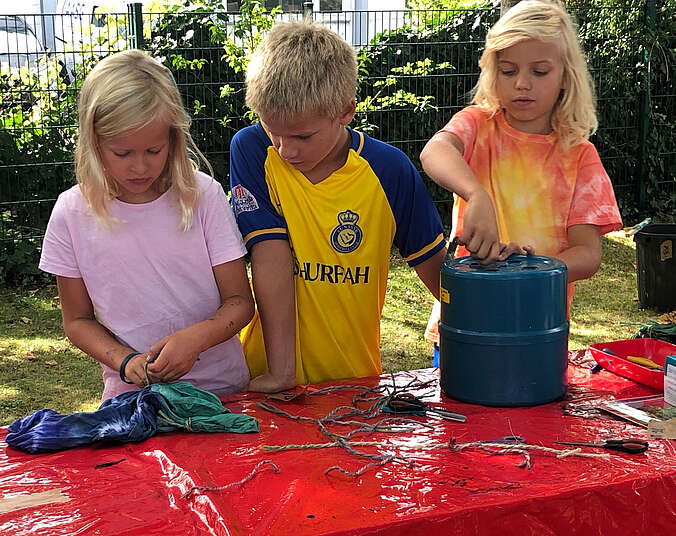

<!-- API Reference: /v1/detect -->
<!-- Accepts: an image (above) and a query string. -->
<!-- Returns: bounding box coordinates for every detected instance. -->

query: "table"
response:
[2,354,675,535]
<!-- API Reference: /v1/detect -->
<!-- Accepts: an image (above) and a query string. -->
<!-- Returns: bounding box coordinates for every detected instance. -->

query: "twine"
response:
[449,440,610,469]
[263,441,382,452]
[262,438,610,471]
[263,440,449,452]
[144,360,152,387]
[325,457,399,477]
[257,376,440,477]
[184,460,279,500]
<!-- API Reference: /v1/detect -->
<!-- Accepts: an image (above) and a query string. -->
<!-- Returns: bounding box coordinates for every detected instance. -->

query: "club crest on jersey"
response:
[330,210,363,253]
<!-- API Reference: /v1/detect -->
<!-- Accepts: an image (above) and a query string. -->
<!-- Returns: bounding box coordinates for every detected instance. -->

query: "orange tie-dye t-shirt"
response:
[425,105,622,344]
[447,105,622,257]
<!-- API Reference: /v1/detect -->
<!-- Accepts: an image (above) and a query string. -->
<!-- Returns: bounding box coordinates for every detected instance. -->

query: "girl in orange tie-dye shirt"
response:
[422,0,622,348]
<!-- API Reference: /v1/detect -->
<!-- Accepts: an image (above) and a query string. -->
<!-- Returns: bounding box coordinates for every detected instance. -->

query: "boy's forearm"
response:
[250,240,297,385]
[420,132,483,201]
[413,248,447,301]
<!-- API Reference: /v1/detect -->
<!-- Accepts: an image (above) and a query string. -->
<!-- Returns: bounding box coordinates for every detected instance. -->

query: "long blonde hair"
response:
[245,19,357,120]
[75,49,211,230]
[473,0,597,151]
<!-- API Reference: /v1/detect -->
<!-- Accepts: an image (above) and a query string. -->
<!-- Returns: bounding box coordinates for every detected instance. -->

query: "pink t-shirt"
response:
[40,172,250,400]
[425,106,623,344]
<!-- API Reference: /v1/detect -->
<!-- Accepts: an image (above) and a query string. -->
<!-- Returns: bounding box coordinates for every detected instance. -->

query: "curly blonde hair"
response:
[75,49,211,230]
[473,0,597,151]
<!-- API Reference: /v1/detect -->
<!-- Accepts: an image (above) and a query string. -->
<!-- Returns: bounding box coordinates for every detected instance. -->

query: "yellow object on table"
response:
[626,356,664,371]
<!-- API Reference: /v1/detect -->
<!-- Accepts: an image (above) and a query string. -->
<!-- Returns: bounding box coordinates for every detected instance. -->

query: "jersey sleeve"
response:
[229,124,288,250]
[439,105,480,162]
[364,138,445,266]
[38,192,82,278]
[567,144,623,235]
[197,173,247,266]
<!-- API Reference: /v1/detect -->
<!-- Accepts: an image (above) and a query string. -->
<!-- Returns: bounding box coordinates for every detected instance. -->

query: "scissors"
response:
[554,438,648,454]
[383,393,467,423]
[447,236,460,261]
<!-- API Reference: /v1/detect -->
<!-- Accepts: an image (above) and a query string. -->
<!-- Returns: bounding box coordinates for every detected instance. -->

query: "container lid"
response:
[444,254,566,278]
[634,223,676,239]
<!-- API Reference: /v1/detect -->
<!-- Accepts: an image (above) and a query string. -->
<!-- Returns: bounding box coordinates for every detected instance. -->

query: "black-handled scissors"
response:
[383,393,467,423]
[554,438,648,454]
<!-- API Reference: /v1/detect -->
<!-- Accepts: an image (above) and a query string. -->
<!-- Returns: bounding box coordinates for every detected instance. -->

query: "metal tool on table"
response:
[486,435,525,444]
[554,438,649,454]
[590,348,616,374]
[383,393,467,423]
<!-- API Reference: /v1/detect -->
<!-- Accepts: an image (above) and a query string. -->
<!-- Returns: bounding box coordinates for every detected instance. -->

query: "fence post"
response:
[637,0,656,212]
[304,2,313,18]
[128,2,145,49]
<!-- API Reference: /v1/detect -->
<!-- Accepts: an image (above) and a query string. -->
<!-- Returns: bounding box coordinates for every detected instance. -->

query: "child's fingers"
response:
[471,239,501,264]
[146,350,171,376]
[125,356,150,387]
[148,338,167,360]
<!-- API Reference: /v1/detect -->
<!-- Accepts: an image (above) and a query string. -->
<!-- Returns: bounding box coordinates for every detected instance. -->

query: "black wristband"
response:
[119,352,141,384]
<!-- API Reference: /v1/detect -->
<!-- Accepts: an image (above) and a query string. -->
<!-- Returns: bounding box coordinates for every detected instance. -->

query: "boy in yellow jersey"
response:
[230,19,447,392]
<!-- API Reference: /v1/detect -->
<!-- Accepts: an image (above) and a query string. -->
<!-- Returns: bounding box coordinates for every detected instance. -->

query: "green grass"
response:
[0,286,101,425]
[0,231,665,425]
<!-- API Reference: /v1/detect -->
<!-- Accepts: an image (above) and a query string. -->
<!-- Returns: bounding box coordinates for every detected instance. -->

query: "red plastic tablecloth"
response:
[2,356,675,536]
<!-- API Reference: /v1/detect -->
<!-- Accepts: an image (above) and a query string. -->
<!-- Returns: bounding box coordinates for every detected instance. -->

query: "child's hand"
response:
[248,373,297,393]
[497,242,535,260]
[146,329,202,383]
[123,352,156,388]
[460,188,501,264]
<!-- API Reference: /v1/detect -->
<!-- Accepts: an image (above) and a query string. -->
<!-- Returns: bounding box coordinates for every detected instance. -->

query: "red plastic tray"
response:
[589,338,676,390]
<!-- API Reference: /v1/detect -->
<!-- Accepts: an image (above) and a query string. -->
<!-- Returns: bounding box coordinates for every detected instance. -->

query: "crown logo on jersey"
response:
[330,209,363,254]
[337,210,360,225]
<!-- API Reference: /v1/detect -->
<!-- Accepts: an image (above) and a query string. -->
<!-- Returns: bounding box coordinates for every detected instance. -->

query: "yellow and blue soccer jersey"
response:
[230,124,445,384]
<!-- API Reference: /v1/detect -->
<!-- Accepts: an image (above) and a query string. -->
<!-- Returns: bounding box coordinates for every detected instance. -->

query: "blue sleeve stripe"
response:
[404,234,446,266]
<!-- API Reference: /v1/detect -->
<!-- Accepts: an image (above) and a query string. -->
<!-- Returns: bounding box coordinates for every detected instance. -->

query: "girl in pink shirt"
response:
[40,50,254,400]
[422,0,622,348]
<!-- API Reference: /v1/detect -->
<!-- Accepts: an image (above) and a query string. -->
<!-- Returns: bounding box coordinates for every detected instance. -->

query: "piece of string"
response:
[144,360,151,387]
[183,460,279,500]
[257,376,443,476]
[157,410,193,432]
[325,457,397,478]
[263,438,611,470]
[263,441,383,451]
[449,439,610,469]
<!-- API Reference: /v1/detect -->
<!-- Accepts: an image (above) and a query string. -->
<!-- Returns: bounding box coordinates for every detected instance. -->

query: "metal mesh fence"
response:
[1,2,673,246]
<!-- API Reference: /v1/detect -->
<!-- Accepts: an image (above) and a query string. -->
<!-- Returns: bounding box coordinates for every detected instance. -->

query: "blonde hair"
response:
[473,0,597,151]
[245,19,357,120]
[75,49,211,230]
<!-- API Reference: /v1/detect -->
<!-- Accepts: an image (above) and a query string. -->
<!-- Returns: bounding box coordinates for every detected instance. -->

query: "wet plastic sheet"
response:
[2,354,676,536]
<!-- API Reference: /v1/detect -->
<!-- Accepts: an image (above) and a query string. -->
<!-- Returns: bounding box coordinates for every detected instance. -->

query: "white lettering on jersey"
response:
[232,184,259,215]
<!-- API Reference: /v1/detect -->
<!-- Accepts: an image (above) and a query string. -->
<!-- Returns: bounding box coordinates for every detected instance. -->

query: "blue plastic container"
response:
[439,254,568,407]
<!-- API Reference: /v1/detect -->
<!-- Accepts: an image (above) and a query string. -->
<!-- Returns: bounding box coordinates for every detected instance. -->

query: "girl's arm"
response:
[420,131,501,263]
[145,257,255,383]
[246,239,297,393]
[57,275,148,386]
[554,224,602,282]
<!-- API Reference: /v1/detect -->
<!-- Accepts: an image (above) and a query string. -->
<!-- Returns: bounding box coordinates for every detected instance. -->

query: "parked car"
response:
[0,14,46,73]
